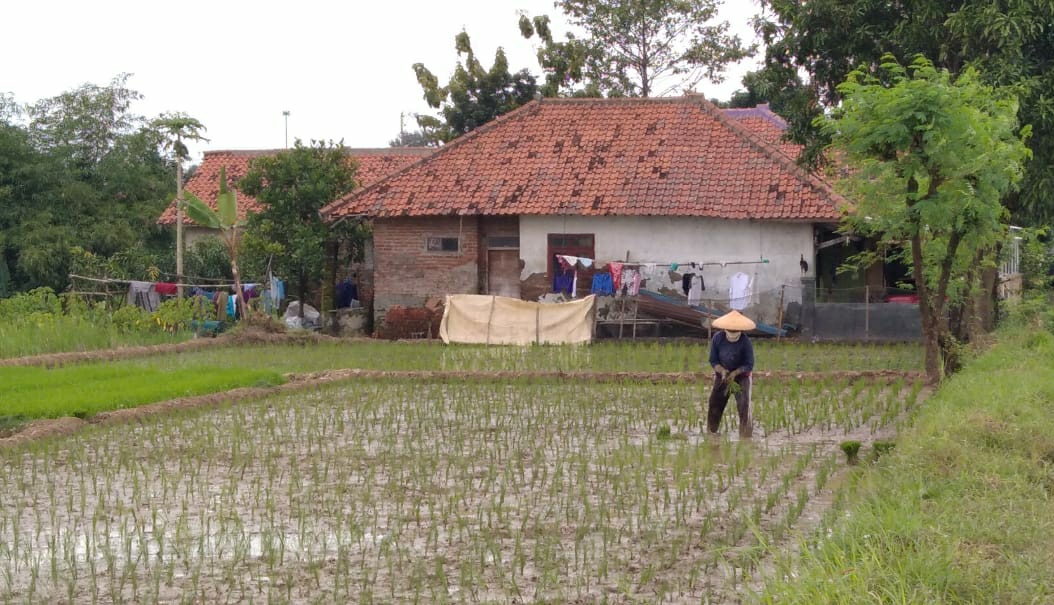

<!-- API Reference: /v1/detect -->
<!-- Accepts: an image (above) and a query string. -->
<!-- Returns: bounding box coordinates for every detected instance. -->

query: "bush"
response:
[152,297,214,332]
[111,304,152,334]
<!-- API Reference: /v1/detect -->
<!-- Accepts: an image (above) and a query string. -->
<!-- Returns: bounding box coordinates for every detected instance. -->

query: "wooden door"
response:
[488,249,521,298]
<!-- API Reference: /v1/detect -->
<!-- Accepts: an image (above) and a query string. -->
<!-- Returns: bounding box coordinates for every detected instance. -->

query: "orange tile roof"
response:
[157,148,433,225]
[321,97,845,222]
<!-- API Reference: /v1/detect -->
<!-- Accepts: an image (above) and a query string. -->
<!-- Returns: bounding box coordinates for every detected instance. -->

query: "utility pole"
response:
[283,110,290,148]
[175,156,185,298]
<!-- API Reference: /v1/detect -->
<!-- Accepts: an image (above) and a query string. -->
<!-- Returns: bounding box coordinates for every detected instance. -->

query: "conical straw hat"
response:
[711,310,756,331]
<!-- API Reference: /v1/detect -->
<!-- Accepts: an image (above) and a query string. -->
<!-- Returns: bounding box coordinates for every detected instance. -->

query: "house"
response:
[321,96,850,331]
[157,148,434,246]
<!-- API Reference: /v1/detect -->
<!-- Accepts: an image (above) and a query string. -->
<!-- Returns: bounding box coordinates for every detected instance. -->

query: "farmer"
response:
[707,310,756,438]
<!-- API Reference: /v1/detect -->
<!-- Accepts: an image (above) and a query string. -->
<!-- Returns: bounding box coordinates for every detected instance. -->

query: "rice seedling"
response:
[0,345,923,604]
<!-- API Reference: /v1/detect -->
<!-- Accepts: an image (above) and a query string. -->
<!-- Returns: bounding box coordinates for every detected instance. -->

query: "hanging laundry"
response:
[269,274,285,307]
[729,272,753,311]
[608,262,624,293]
[682,273,694,296]
[154,282,178,296]
[227,293,237,318]
[629,270,643,296]
[641,263,657,279]
[571,271,578,298]
[127,281,160,312]
[553,270,574,295]
[591,272,614,296]
[214,291,230,321]
[688,274,704,305]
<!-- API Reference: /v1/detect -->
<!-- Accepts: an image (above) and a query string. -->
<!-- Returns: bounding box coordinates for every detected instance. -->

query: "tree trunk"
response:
[910,232,941,384]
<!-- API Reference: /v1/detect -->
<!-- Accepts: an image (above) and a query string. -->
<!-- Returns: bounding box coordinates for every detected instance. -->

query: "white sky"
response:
[2,0,764,163]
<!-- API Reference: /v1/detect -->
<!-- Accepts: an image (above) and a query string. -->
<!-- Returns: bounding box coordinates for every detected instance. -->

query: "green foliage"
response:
[0,363,283,420]
[754,0,1054,224]
[110,304,152,334]
[1014,227,1053,290]
[184,238,233,281]
[521,0,753,98]
[239,140,358,315]
[413,31,537,144]
[839,440,861,464]
[822,55,1031,382]
[762,326,1054,603]
[869,440,896,462]
[151,296,213,332]
[0,76,180,293]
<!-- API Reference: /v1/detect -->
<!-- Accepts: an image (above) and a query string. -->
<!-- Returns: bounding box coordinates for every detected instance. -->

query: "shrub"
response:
[111,304,152,334]
[152,297,213,332]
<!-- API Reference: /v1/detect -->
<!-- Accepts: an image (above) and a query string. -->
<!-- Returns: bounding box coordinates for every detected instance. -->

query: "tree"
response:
[520,0,753,98]
[388,127,437,148]
[183,166,247,317]
[153,113,208,298]
[753,0,1054,223]
[238,140,358,319]
[822,56,1031,383]
[0,77,176,293]
[413,31,538,144]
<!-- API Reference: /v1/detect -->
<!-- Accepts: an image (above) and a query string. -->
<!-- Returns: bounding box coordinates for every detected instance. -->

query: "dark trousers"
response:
[707,373,753,437]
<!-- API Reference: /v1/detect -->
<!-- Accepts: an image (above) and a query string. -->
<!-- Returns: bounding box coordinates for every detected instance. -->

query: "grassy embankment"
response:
[759,326,1054,603]
[0,317,190,359]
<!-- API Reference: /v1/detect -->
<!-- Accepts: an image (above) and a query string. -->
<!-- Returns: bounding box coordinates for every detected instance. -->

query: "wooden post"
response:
[776,285,786,342]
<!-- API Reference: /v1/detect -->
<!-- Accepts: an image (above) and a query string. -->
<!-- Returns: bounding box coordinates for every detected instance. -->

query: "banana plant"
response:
[183,166,248,320]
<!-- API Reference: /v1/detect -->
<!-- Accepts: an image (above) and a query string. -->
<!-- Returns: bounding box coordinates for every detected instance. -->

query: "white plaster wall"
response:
[520,216,815,324]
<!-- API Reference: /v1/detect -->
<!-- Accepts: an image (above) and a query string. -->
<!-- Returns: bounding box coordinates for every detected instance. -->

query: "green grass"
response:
[0,316,191,359]
[0,364,283,420]
[759,326,1054,603]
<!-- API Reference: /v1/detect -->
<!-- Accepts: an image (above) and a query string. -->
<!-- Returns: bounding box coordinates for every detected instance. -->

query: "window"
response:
[426,236,460,253]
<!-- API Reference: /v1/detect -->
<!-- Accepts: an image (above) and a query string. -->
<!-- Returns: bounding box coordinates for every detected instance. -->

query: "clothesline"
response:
[68,274,254,290]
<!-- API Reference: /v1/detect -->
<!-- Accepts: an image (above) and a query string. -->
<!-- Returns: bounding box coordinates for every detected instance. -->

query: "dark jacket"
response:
[709,331,754,373]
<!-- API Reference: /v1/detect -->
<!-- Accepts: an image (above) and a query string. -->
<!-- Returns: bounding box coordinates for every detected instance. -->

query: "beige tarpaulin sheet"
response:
[440,294,596,345]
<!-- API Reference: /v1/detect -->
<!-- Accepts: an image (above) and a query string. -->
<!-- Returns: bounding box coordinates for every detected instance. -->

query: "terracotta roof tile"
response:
[157,148,433,225]
[322,97,843,222]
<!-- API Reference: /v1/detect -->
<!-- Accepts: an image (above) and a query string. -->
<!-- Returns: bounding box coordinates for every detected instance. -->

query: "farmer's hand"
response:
[727,368,742,381]
[713,364,728,377]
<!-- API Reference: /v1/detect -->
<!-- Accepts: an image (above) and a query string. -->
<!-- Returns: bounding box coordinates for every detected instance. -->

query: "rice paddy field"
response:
[0,340,925,604]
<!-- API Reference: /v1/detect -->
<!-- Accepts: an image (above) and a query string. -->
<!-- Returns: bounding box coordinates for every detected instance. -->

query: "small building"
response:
[321,96,851,331]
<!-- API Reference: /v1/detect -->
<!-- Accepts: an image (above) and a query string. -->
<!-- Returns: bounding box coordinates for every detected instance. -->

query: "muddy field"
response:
[0,374,921,604]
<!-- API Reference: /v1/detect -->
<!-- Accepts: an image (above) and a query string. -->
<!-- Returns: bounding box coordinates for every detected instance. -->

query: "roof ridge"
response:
[322,101,545,219]
[204,147,433,157]
[692,97,846,212]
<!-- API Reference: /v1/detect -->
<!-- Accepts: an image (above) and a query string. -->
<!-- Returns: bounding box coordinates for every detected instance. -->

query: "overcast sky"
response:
[2,0,764,163]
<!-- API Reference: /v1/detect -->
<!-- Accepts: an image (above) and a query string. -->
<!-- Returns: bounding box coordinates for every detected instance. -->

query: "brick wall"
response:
[373,216,480,325]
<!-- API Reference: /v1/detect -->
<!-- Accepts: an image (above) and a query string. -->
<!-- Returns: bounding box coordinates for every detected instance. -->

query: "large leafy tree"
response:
[823,56,1031,383]
[239,140,358,318]
[754,0,1054,223]
[520,0,753,98]
[0,76,175,293]
[413,31,538,144]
